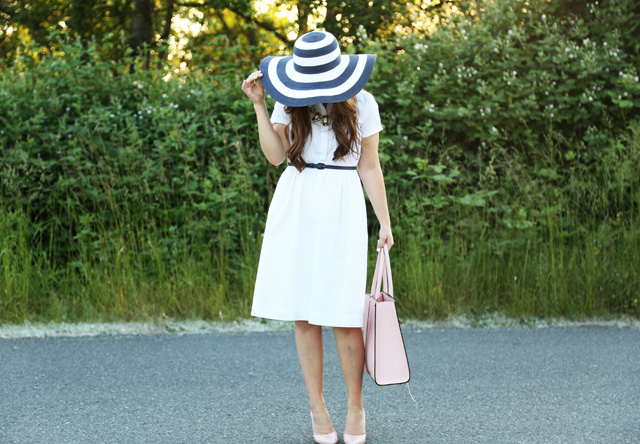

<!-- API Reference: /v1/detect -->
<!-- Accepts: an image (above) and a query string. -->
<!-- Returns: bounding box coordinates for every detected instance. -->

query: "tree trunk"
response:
[321,0,340,38]
[131,0,153,70]
[157,0,175,70]
[68,0,95,40]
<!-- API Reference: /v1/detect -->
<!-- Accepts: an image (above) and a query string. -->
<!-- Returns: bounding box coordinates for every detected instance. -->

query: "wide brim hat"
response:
[259,31,376,107]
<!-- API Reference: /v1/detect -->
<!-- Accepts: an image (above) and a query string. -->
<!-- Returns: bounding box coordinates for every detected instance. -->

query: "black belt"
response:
[288,162,357,170]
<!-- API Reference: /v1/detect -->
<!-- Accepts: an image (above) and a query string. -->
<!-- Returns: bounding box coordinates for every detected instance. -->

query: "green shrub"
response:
[0,0,638,323]
[358,0,640,233]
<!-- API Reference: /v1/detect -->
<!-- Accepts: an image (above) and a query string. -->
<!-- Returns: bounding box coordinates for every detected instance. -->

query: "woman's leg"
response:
[295,320,335,434]
[333,327,366,435]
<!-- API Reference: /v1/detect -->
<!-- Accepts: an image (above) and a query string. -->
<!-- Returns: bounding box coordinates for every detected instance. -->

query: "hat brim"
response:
[258,54,376,107]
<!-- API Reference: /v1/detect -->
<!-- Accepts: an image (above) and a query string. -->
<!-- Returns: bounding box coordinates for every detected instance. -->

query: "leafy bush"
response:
[361,0,640,234]
[1,37,270,263]
[0,0,638,322]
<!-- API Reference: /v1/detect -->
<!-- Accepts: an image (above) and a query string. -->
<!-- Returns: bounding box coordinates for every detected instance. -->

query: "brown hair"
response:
[285,97,360,172]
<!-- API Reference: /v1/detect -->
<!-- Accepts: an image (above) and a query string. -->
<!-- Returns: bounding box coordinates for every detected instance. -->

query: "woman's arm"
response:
[241,71,288,166]
[358,132,394,251]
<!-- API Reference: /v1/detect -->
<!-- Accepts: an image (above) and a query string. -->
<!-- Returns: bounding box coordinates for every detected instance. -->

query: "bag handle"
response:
[369,246,386,295]
[382,244,394,297]
[369,244,394,297]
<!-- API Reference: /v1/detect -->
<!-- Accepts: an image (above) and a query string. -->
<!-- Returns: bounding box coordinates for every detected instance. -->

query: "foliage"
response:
[364,0,640,233]
[0,0,432,70]
[1,0,639,323]
[1,34,271,260]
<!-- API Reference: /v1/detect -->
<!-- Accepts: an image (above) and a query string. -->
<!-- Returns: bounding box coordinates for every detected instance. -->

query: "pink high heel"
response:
[343,410,366,444]
[310,411,338,444]
[343,433,367,444]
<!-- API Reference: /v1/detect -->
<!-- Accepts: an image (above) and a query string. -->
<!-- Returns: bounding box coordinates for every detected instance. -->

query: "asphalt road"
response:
[1,328,638,444]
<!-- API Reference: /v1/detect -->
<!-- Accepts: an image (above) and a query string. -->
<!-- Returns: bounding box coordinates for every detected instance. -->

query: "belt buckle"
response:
[317,163,326,170]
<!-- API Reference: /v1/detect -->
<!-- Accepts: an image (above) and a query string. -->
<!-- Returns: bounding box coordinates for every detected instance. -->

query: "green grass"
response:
[393,210,640,320]
[1,196,638,325]
[0,203,261,324]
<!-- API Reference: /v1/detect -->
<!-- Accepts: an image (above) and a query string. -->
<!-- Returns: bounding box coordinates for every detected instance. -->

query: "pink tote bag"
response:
[363,245,411,386]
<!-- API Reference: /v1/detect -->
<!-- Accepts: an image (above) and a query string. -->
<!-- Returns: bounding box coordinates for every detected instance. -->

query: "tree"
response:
[0,0,537,71]
[131,0,153,69]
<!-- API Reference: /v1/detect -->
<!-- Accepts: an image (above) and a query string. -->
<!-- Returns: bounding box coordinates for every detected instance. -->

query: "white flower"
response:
[545,91,549,95]
[137,84,143,89]
[162,93,168,98]
[491,126,498,132]
[541,14,546,20]
[508,30,513,35]
[550,113,554,117]
[514,276,517,281]
[507,81,511,85]
[635,76,639,82]
[109,114,115,118]
[512,71,517,75]
[588,96,593,101]
[65,107,71,112]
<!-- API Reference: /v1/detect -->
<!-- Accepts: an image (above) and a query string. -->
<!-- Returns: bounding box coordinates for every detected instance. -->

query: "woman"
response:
[241,30,393,444]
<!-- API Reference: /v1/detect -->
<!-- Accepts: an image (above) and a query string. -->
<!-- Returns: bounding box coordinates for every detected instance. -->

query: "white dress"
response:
[251,90,383,328]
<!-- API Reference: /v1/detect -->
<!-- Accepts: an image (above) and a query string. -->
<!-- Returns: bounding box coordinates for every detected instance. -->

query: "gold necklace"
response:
[309,104,332,127]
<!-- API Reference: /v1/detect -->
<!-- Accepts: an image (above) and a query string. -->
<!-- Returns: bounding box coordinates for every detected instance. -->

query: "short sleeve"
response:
[270,101,290,125]
[358,91,383,139]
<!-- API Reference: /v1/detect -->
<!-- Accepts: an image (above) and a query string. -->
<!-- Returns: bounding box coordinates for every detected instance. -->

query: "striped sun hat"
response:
[258,31,377,107]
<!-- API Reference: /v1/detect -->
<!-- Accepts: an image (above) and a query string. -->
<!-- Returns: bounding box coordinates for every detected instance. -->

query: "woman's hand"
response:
[241,71,265,105]
[377,225,394,251]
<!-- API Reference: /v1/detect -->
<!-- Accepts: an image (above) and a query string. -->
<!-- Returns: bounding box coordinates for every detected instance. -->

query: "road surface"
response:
[1,327,638,443]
